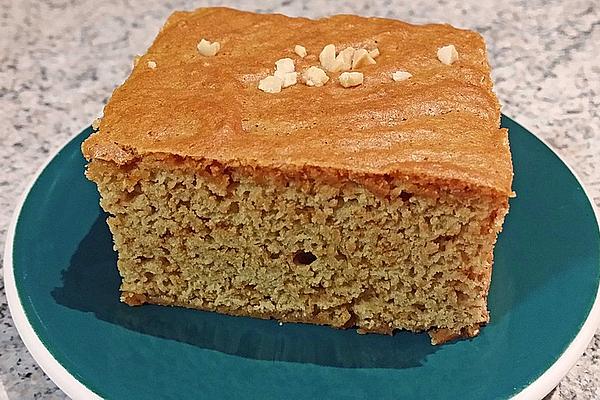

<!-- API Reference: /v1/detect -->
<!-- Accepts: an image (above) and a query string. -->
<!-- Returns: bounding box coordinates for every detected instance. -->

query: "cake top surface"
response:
[83,7,513,195]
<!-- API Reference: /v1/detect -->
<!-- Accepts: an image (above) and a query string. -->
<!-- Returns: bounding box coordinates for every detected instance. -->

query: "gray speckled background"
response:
[1,0,598,398]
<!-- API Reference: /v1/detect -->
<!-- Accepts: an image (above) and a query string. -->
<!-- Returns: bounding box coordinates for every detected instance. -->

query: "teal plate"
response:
[5,115,600,399]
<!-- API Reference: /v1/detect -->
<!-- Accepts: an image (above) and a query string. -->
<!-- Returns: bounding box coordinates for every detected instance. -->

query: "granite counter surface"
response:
[1,0,598,398]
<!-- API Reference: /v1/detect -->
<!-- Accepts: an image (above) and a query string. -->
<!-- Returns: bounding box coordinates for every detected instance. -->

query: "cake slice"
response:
[82,7,513,344]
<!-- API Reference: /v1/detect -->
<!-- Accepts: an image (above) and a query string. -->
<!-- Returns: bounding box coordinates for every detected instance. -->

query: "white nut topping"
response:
[275,71,298,88]
[294,45,307,58]
[351,49,377,69]
[271,58,297,88]
[437,44,458,65]
[392,70,412,81]
[197,38,220,57]
[330,47,355,73]
[258,75,283,93]
[319,44,336,71]
[147,60,157,69]
[302,66,330,87]
[339,72,363,88]
[369,48,380,58]
[275,57,295,73]
[91,118,101,130]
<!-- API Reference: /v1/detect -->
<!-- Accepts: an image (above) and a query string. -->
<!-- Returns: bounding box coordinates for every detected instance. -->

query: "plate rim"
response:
[4,116,600,400]
[4,127,102,400]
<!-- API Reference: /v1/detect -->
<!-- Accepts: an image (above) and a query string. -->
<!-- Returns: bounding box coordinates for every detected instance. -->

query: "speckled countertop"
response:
[1,0,598,398]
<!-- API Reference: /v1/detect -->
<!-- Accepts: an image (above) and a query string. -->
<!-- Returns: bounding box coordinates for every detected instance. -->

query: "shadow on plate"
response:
[52,211,440,369]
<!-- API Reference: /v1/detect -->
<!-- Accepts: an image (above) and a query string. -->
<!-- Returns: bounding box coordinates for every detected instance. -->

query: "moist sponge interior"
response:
[87,156,507,341]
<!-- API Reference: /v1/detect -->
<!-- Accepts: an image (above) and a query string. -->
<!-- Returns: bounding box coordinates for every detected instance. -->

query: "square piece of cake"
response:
[82,7,513,344]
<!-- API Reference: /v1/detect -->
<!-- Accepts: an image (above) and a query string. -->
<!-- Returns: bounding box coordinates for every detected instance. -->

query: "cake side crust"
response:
[87,155,509,344]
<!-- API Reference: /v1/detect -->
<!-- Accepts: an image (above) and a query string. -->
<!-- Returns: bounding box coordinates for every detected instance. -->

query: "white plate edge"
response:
[508,119,600,400]
[3,119,600,400]
[3,128,102,400]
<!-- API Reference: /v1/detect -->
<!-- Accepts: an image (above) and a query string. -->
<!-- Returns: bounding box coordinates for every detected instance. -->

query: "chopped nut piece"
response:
[339,71,363,88]
[258,75,283,93]
[330,47,355,72]
[275,57,295,73]
[282,72,297,88]
[197,38,221,57]
[272,58,297,88]
[91,118,101,130]
[302,66,329,87]
[351,49,377,69]
[369,48,380,58]
[319,44,336,71]
[294,45,307,58]
[437,44,458,65]
[275,71,298,88]
[147,60,157,69]
[392,70,412,81]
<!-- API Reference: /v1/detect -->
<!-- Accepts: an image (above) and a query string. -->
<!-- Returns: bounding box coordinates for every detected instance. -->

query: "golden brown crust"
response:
[429,324,483,345]
[82,7,512,195]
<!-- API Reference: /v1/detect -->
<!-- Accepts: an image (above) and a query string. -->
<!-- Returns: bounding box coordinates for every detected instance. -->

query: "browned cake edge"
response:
[81,7,513,198]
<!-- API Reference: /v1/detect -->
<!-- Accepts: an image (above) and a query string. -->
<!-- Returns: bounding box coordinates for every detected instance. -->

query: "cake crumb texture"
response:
[87,157,508,339]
